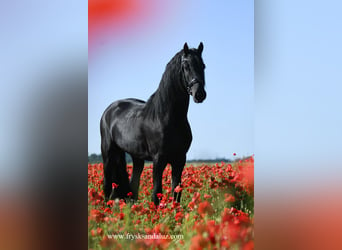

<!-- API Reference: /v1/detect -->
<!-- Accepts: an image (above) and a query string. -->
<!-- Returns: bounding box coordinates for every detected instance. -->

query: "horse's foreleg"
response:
[152,157,167,206]
[171,157,186,203]
[129,157,144,200]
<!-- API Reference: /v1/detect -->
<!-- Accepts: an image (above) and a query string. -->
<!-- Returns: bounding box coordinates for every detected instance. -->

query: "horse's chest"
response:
[143,120,192,157]
[162,123,192,153]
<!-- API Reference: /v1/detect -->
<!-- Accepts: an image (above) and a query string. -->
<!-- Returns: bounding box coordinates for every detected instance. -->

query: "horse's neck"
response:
[146,77,189,122]
[161,81,189,119]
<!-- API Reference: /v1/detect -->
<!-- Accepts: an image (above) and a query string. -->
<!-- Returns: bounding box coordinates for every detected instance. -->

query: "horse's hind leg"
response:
[103,159,114,201]
[102,146,119,201]
[129,157,144,200]
[111,148,132,199]
[103,144,131,201]
[102,143,114,201]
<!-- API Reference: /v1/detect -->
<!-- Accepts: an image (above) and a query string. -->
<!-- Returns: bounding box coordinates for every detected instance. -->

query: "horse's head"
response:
[181,42,207,103]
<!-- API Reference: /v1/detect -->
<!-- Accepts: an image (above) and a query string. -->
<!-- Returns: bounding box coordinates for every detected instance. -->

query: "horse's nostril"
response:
[195,91,205,100]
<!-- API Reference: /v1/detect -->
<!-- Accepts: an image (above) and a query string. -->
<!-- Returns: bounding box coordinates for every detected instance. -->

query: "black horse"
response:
[100,42,206,206]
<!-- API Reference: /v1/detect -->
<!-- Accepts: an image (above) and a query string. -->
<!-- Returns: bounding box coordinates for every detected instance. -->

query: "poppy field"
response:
[88,156,254,249]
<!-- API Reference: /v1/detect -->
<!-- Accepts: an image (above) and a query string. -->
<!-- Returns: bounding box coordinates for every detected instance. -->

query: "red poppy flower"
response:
[174,185,182,193]
[106,200,114,206]
[175,211,184,222]
[158,203,166,209]
[104,207,112,214]
[192,192,201,203]
[127,192,133,197]
[112,182,118,189]
[96,227,103,236]
[224,194,236,202]
[188,201,195,211]
[171,201,180,210]
[230,207,238,214]
[119,212,124,220]
[89,209,105,223]
[119,200,126,210]
[204,194,212,199]
[242,241,254,250]
[131,204,143,213]
[208,232,216,244]
[197,201,214,217]
[190,235,208,250]
[220,239,230,248]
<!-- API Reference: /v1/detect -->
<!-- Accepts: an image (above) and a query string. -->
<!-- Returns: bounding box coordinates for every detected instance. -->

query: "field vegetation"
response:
[88,157,254,249]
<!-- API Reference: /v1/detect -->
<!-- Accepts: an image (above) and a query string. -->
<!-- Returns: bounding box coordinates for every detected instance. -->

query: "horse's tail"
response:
[100,109,131,201]
[100,113,111,159]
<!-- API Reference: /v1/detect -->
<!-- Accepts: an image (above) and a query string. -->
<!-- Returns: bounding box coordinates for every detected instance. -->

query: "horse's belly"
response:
[113,125,150,158]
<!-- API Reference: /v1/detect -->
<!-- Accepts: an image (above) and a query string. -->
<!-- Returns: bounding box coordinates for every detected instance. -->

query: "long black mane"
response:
[142,50,188,119]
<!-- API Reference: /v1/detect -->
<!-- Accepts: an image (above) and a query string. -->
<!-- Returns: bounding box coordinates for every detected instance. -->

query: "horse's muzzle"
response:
[193,88,206,103]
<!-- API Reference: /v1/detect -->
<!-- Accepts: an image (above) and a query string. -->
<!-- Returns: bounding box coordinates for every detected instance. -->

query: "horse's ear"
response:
[198,42,204,55]
[183,42,189,55]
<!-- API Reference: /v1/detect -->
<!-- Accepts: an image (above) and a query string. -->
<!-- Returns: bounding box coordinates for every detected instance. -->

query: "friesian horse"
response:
[100,42,206,206]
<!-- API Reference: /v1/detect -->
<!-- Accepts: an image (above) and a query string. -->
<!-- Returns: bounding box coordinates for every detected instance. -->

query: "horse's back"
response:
[101,98,146,133]
[101,98,145,121]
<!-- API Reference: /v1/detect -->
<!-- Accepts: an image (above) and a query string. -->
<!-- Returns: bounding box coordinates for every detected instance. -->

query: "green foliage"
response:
[88,153,132,164]
[88,153,102,163]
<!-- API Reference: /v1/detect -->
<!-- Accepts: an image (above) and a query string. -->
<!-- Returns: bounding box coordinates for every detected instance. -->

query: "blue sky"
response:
[88,1,254,160]
[255,0,342,185]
